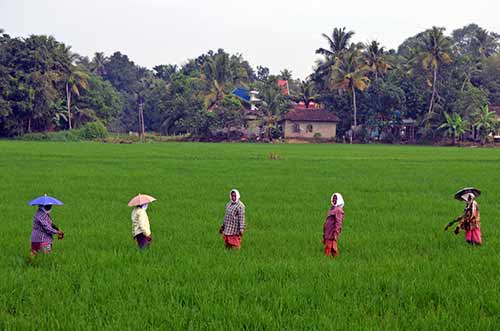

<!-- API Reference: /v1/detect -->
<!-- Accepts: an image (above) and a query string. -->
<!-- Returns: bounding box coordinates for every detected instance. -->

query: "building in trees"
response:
[281,103,340,140]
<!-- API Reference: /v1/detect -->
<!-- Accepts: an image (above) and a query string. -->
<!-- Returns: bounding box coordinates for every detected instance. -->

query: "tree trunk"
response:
[460,74,469,92]
[66,83,72,129]
[138,102,144,142]
[352,85,357,127]
[427,66,438,114]
[452,133,457,146]
[27,117,31,133]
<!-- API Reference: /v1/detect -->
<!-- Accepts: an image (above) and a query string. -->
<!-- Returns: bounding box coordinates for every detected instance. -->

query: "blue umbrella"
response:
[28,194,64,206]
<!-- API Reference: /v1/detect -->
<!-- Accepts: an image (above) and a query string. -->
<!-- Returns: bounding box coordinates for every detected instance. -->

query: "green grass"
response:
[0,141,499,330]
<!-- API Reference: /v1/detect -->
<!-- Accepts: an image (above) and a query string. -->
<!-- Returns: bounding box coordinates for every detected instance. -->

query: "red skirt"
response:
[31,242,52,254]
[223,235,241,249]
[323,239,338,257]
[465,228,482,245]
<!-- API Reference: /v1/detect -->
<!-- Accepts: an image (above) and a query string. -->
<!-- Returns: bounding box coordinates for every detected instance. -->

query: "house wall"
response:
[283,120,337,139]
[241,119,261,137]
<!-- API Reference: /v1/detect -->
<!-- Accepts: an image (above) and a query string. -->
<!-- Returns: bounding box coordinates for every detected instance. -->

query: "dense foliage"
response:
[0,24,499,142]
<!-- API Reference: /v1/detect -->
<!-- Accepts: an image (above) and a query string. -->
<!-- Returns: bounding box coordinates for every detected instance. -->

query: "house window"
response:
[306,124,313,133]
[293,123,300,133]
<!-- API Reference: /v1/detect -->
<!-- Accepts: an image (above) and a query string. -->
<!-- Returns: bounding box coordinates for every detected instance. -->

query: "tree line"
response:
[0,24,499,143]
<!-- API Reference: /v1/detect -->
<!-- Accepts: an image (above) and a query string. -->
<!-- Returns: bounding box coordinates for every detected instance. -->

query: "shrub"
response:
[19,121,108,142]
[79,121,108,140]
[20,130,81,142]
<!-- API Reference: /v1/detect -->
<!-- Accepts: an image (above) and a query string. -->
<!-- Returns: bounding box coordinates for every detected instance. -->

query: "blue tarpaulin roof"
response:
[231,87,251,103]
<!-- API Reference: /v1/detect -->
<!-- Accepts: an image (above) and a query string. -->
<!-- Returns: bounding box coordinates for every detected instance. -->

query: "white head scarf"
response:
[230,189,241,203]
[141,204,148,210]
[331,193,344,207]
[461,193,475,202]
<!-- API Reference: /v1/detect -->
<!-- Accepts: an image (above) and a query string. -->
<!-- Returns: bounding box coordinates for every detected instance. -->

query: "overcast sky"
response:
[1,0,499,79]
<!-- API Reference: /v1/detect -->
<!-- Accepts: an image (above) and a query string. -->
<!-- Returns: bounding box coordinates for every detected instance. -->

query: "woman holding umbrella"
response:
[445,188,482,245]
[129,194,156,249]
[29,194,65,257]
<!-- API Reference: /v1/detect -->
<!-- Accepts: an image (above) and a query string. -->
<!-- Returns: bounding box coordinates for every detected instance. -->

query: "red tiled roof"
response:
[283,108,339,122]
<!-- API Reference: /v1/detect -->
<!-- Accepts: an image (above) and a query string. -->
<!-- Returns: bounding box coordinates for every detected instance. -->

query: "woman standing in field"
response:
[30,204,64,257]
[323,193,345,257]
[129,194,156,250]
[445,190,482,245]
[219,189,246,249]
[131,204,153,249]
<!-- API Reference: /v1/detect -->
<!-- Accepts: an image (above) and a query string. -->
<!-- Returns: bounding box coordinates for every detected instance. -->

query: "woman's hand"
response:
[57,231,64,240]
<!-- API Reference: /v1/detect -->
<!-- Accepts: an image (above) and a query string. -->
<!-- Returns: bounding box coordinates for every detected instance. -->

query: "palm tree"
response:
[73,107,97,128]
[65,66,90,129]
[364,41,391,80]
[296,80,319,108]
[438,112,469,145]
[258,86,287,141]
[279,69,293,81]
[316,27,355,59]
[473,105,498,145]
[90,52,107,76]
[315,27,356,87]
[417,27,453,115]
[330,50,370,127]
[203,53,232,110]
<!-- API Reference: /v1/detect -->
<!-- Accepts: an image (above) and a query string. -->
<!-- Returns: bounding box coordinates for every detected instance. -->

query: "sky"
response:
[1,0,499,79]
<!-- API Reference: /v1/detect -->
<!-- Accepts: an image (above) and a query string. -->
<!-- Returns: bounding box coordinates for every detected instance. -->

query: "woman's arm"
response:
[238,205,246,235]
[38,213,59,236]
[138,210,151,237]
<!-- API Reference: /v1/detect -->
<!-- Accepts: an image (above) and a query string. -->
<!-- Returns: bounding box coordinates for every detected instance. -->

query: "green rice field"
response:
[1,141,499,330]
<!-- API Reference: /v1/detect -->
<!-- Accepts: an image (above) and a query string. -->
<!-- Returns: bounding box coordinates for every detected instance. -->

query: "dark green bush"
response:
[20,130,81,141]
[79,121,108,139]
[19,121,108,141]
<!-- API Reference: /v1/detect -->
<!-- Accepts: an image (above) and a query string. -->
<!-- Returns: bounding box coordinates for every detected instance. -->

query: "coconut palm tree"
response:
[314,27,357,88]
[203,53,232,110]
[364,40,391,80]
[416,27,453,115]
[90,52,108,76]
[316,27,355,59]
[473,105,498,145]
[65,66,90,129]
[438,112,469,145]
[330,50,370,127]
[279,69,293,81]
[258,86,287,141]
[472,28,500,58]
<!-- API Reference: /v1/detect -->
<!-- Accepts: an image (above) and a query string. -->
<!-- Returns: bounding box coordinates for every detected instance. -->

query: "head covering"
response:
[41,205,52,214]
[331,193,344,207]
[461,193,475,202]
[141,204,148,210]
[230,189,240,203]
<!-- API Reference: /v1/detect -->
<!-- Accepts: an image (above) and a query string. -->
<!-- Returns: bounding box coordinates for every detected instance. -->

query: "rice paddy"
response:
[0,141,499,330]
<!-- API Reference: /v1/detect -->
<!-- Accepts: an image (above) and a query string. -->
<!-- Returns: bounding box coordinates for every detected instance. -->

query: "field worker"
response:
[323,193,345,257]
[219,189,246,249]
[132,204,152,249]
[445,193,482,245]
[30,205,64,257]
